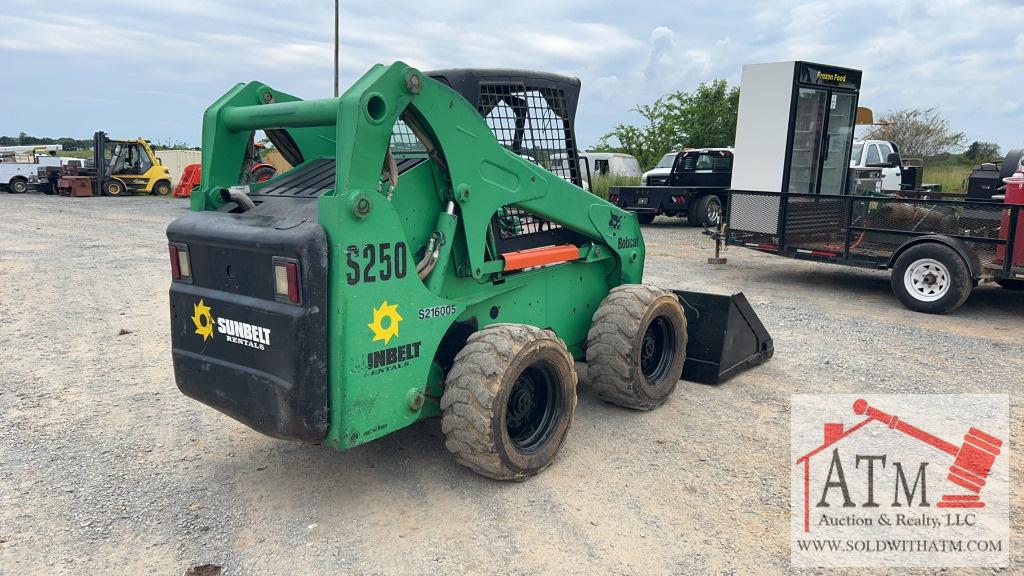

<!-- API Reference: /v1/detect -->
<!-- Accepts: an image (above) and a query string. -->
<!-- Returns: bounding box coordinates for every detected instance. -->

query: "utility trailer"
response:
[609,148,733,227]
[726,189,1024,314]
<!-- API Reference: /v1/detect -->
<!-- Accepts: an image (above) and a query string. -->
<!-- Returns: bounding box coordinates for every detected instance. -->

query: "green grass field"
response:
[589,174,640,201]
[922,164,973,193]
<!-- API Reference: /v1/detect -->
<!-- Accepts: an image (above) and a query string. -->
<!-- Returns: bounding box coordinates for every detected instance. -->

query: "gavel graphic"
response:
[853,399,1003,508]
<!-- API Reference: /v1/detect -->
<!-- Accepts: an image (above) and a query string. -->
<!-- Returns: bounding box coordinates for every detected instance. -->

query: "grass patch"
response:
[590,174,640,201]
[922,164,973,193]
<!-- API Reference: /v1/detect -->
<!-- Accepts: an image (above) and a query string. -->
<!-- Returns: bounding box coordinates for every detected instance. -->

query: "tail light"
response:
[273,257,301,304]
[671,196,687,204]
[168,243,192,283]
[609,194,618,204]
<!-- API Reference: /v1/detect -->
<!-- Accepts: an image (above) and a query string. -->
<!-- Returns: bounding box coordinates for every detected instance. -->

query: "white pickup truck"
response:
[0,156,42,193]
[850,139,904,191]
[0,155,78,194]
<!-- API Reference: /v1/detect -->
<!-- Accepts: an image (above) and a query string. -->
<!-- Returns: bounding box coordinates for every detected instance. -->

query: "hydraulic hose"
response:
[222,186,256,212]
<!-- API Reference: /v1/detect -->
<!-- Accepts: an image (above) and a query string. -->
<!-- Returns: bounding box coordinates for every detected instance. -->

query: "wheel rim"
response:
[706,198,721,226]
[107,182,121,195]
[904,258,950,302]
[640,316,676,382]
[505,361,562,455]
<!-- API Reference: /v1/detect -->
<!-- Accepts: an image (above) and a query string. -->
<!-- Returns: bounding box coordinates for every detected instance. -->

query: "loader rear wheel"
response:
[586,285,687,410]
[441,323,577,481]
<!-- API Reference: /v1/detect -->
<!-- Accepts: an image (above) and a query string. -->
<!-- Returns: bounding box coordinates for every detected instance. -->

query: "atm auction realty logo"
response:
[790,394,1008,568]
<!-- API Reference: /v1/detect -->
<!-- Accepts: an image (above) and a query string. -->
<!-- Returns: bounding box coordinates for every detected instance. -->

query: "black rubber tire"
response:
[692,195,722,228]
[42,183,55,195]
[440,323,577,481]
[152,180,172,196]
[103,180,125,196]
[8,178,28,194]
[995,278,1024,290]
[251,165,276,183]
[586,285,687,410]
[890,243,973,314]
[636,212,656,225]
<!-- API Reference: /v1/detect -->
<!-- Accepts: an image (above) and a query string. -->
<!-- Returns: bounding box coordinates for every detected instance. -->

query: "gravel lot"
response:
[1,194,1021,575]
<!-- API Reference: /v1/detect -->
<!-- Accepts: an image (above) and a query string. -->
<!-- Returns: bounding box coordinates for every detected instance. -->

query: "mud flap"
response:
[671,290,773,385]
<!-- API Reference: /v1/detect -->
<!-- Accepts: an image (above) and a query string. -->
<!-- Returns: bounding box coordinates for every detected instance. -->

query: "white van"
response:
[578,152,642,178]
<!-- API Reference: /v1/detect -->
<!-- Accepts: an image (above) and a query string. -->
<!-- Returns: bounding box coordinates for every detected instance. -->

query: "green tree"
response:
[595,80,740,169]
[964,141,1001,163]
[863,108,965,159]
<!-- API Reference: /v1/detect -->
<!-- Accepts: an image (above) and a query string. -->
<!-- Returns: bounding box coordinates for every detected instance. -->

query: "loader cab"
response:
[426,69,591,253]
[426,69,586,189]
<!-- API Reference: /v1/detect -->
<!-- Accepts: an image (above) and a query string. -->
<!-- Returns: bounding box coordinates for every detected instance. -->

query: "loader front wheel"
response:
[586,285,687,410]
[441,324,577,481]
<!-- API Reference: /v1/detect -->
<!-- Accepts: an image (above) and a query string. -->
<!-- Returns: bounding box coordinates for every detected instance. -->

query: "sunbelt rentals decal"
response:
[366,300,421,375]
[191,299,271,351]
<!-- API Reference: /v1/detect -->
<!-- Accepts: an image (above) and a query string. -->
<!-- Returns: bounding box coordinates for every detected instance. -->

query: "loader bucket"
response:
[671,290,774,385]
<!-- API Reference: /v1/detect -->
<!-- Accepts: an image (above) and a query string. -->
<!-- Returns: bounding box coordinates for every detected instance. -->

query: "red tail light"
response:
[168,243,191,282]
[169,245,180,280]
[671,196,687,204]
[273,257,301,304]
[609,194,618,203]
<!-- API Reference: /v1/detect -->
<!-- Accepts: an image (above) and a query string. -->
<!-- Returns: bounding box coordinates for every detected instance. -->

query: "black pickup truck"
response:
[609,148,733,227]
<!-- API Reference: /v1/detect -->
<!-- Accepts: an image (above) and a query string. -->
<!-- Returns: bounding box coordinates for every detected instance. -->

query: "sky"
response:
[2,0,1022,155]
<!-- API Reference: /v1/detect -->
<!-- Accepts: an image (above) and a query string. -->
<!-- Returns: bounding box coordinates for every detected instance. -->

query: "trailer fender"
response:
[888,235,981,280]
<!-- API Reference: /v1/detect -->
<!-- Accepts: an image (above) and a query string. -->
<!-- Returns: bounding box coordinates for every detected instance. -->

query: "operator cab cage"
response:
[424,69,590,253]
[425,68,586,188]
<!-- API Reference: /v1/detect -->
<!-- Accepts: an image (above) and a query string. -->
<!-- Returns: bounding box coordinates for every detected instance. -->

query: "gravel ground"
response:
[1,194,1021,575]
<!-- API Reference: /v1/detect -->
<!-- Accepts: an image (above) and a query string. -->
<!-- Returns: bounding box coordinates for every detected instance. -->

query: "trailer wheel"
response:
[690,195,721,228]
[636,212,656,225]
[995,278,1024,290]
[103,180,125,196]
[891,243,972,314]
[8,178,28,194]
[441,323,577,480]
[152,180,171,196]
[586,285,687,410]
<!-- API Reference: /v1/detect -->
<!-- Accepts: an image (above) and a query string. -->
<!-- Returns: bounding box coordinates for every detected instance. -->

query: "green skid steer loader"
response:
[166,64,772,480]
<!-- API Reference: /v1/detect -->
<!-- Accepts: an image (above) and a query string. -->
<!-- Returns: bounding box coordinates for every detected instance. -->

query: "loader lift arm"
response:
[193,62,643,286]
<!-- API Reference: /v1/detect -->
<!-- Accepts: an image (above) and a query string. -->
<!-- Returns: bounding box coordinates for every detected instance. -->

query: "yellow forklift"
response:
[58,132,173,196]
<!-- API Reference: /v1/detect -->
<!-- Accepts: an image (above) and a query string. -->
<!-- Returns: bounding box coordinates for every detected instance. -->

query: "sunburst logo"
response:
[192,299,215,341]
[368,300,402,345]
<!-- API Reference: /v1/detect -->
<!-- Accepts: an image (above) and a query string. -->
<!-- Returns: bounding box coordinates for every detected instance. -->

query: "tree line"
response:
[0,132,197,150]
